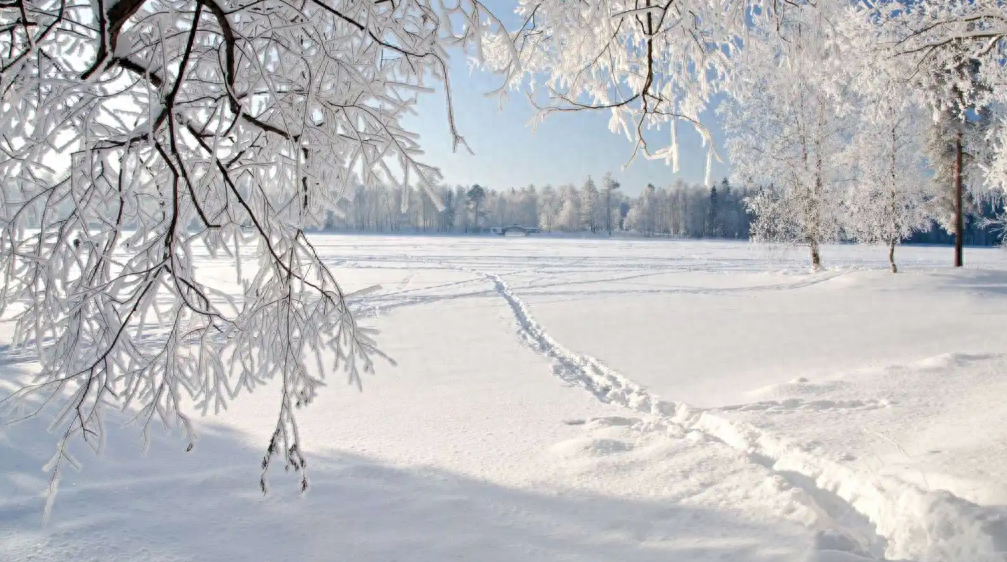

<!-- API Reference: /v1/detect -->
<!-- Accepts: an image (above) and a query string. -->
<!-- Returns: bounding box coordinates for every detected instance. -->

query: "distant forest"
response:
[325,177,1004,246]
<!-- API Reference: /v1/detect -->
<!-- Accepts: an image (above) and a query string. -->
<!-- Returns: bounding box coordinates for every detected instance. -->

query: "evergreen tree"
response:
[925,56,989,267]
[467,185,487,232]
[441,189,456,232]
[707,186,720,238]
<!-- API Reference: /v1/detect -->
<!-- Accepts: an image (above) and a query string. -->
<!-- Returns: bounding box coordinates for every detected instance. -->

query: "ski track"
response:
[521,269,846,293]
[449,264,1007,562]
[348,268,848,317]
[717,397,893,413]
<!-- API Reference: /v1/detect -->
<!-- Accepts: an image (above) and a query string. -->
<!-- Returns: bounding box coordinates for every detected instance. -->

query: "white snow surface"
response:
[3,236,1007,562]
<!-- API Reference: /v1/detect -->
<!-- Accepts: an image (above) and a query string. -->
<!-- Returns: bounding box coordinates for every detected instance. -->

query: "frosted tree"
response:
[833,12,936,273]
[623,203,642,235]
[669,180,688,236]
[516,186,540,227]
[441,189,458,232]
[846,91,934,272]
[877,0,1003,264]
[580,177,601,233]
[538,185,561,232]
[723,3,854,270]
[481,0,773,184]
[602,174,621,235]
[488,189,507,228]
[556,184,582,231]
[467,185,488,231]
[448,187,464,232]
[921,57,990,266]
[0,0,516,506]
[625,183,659,236]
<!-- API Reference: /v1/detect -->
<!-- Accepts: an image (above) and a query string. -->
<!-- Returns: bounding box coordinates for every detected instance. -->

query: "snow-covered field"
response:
[3,236,1007,562]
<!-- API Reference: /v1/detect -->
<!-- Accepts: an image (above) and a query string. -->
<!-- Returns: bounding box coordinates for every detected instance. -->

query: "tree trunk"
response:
[808,130,824,273]
[810,238,822,271]
[889,239,898,274]
[954,132,964,268]
[889,125,900,275]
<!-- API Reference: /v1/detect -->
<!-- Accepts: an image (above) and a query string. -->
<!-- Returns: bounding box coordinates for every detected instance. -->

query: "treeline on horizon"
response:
[324,177,1004,246]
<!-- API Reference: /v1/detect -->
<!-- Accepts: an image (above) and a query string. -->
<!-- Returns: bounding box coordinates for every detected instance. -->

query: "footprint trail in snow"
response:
[470,267,1007,562]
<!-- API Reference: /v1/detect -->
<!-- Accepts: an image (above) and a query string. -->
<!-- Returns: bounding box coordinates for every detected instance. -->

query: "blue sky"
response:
[402,4,732,196]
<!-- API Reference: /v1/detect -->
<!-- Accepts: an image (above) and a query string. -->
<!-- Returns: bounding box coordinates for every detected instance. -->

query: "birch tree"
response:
[723,3,854,270]
[556,184,582,231]
[602,173,621,235]
[580,177,600,233]
[846,94,934,273]
[836,15,936,273]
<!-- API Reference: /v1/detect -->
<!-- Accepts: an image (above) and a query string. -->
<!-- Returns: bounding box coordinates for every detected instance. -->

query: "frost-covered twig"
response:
[0,0,512,509]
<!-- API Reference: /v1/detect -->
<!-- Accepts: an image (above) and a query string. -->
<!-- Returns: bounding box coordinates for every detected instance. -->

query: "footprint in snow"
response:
[563,416,641,428]
[550,436,635,458]
[588,416,641,427]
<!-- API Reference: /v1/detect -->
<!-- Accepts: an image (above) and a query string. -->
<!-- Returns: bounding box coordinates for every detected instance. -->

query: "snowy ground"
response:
[3,236,1007,562]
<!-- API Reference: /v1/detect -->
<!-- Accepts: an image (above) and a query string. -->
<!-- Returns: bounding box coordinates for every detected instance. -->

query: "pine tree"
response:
[707,186,720,238]
[718,179,739,239]
[441,189,456,232]
[925,56,989,268]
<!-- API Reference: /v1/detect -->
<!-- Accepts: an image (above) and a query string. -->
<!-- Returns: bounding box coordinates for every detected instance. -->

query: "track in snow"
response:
[468,267,1007,562]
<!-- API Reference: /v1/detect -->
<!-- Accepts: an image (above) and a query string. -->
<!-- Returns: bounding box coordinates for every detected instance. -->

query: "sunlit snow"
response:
[3,236,1006,562]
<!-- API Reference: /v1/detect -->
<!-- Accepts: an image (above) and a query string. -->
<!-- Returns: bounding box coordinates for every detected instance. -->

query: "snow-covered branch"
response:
[0,0,513,508]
